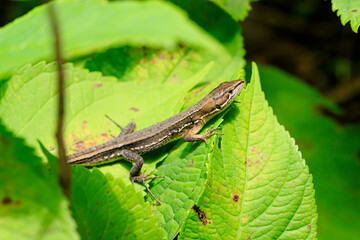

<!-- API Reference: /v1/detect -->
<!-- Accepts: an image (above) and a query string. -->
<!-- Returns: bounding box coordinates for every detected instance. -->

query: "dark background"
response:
[241,0,360,123]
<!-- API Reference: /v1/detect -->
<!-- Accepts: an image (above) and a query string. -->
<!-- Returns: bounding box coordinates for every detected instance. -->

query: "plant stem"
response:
[48,1,71,200]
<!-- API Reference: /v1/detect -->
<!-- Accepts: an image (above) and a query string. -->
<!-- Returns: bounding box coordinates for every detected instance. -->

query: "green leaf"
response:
[179,63,317,239]
[169,0,246,82]
[0,60,212,195]
[0,121,79,240]
[256,64,360,240]
[150,142,209,239]
[209,0,253,21]
[0,61,209,155]
[86,35,245,85]
[85,46,216,84]
[150,116,224,239]
[0,0,229,78]
[85,0,246,86]
[70,166,166,240]
[332,0,360,33]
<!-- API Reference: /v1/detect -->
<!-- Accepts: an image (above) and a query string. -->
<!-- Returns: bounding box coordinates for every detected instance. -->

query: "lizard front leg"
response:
[115,149,162,204]
[183,121,223,144]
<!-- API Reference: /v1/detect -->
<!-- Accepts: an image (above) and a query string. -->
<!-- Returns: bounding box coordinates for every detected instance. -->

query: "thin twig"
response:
[48,1,71,199]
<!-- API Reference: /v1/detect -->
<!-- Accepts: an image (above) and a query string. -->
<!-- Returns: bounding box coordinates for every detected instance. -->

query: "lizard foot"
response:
[203,125,224,144]
[131,172,164,205]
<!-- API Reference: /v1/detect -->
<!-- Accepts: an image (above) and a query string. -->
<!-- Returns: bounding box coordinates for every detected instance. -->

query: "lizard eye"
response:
[228,90,233,94]
[216,104,221,109]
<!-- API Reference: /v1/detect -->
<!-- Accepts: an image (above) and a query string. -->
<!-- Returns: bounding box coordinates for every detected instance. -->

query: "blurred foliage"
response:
[242,0,360,123]
[0,0,230,78]
[0,120,79,239]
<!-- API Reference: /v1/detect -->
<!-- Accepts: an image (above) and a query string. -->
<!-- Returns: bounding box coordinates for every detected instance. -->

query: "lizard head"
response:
[200,79,245,118]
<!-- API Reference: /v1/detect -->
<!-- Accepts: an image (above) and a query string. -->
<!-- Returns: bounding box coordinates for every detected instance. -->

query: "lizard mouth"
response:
[227,79,245,104]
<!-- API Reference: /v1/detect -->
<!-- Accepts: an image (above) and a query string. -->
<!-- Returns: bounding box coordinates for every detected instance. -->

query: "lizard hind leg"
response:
[105,114,136,136]
[119,122,136,136]
[115,149,162,204]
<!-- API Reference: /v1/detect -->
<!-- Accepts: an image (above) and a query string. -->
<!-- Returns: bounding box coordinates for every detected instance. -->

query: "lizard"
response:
[67,79,245,204]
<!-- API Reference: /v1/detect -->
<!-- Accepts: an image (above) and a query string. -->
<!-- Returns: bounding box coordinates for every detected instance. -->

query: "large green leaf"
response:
[149,117,224,239]
[179,63,317,239]
[0,0,229,78]
[0,62,210,154]
[256,64,360,240]
[149,140,211,239]
[71,166,166,240]
[0,121,78,240]
[0,61,212,192]
[41,142,166,240]
[332,0,360,33]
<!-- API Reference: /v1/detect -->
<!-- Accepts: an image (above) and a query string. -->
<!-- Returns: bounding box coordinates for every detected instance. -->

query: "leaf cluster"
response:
[8,0,360,239]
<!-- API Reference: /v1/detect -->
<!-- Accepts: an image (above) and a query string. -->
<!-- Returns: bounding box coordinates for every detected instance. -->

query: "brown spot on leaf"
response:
[82,121,89,132]
[307,225,311,229]
[49,146,55,151]
[193,86,206,97]
[72,133,80,143]
[74,141,86,151]
[130,107,140,112]
[94,83,103,89]
[97,133,111,142]
[170,55,174,60]
[351,9,358,12]
[2,197,12,205]
[88,141,98,147]
[150,58,157,64]
[248,229,257,240]
[233,195,239,202]
[159,54,165,59]
[188,159,194,167]
[191,205,208,225]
